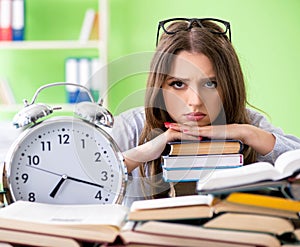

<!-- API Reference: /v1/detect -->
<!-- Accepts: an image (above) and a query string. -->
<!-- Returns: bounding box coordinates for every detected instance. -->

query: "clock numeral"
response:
[41,141,51,151]
[81,139,85,149]
[28,192,36,202]
[27,155,40,166]
[101,171,108,181]
[58,134,70,144]
[94,152,101,162]
[95,190,102,200]
[21,173,29,183]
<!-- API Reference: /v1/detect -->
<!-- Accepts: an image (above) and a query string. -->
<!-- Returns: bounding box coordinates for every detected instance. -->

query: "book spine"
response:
[90,57,100,101]
[65,58,79,103]
[12,0,24,41]
[0,0,13,41]
[77,57,91,102]
[79,9,96,42]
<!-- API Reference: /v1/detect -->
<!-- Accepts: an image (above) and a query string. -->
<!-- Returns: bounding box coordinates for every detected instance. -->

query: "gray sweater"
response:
[110,107,300,206]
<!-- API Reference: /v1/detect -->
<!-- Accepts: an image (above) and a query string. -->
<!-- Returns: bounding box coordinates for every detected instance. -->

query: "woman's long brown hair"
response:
[139,20,257,198]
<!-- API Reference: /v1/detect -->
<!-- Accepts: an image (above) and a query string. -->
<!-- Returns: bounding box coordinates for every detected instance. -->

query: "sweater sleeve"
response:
[247,108,300,163]
[109,106,145,152]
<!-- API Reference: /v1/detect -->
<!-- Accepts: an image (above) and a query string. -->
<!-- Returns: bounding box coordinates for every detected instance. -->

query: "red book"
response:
[0,0,13,41]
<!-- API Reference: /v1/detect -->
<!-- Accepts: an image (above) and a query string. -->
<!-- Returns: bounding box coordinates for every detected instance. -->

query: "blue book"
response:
[12,0,25,41]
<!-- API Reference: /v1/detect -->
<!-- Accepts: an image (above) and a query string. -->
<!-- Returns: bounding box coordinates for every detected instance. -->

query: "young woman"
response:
[111,18,300,206]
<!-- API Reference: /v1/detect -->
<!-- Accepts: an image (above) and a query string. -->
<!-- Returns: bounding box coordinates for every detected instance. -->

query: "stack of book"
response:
[0,192,300,246]
[162,139,244,182]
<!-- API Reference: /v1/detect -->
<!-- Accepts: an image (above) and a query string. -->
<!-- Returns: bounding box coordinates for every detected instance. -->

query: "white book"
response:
[12,0,24,40]
[163,166,239,182]
[79,9,96,42]
[130,194,214,211]
[78,58,90,87]
[162,153,243,169]
[65,58,79,103]
[197,149,300,192]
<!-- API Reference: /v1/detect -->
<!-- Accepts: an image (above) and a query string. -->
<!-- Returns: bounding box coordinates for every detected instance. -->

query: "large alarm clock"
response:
[2,82,127,205]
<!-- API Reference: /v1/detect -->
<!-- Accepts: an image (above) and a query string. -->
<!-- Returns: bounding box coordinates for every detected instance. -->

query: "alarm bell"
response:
[13,82,114,129]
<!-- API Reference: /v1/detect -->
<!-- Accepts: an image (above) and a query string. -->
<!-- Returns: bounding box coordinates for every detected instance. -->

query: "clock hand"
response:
[26,165,105,189]
[50,174,68,198]
[67,176,104,188]
[25,165,61,177]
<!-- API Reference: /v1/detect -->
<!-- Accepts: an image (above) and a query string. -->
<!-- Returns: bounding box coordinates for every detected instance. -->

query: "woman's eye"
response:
[204,81,217,89]
[169,80,185,89]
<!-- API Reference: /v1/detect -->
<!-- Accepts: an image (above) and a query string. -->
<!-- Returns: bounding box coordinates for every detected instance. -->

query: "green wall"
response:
[0,0,300,138]
[0,0,98,119]
[109,0,300,138]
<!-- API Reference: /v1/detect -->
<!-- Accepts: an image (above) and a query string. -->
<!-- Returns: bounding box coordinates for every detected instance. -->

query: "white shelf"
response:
[0,40,101,50]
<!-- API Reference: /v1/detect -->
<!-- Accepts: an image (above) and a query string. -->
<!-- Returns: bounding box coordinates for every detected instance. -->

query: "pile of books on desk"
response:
[1,192,300,246]
[162,139,244,182]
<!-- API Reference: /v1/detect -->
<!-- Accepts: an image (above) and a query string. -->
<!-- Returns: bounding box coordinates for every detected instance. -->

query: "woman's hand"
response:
[123,125,199,173]
[165,122,276,156]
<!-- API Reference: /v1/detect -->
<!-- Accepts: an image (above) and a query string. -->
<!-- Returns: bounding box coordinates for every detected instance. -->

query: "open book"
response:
[0,195,214,245]
[0,192,298,246]
[197,149,300,193]
[120,220,282,247]
[203,212,297,239]
[0,202,129,244]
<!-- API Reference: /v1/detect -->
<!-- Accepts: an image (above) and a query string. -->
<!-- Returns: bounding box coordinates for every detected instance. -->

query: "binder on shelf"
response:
[65,57,100,103]
[90,57,101,101]
[0,0,13,41]
[79,9,96,42]
[65,58,79,104]
[77,58,91,102]
[12,0,25,41]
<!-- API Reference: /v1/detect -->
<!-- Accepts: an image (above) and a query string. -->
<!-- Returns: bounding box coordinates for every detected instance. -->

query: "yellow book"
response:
[226,192,300,212]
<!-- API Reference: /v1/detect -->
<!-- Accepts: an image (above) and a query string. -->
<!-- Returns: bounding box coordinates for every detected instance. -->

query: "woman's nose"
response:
[187,87,203,106]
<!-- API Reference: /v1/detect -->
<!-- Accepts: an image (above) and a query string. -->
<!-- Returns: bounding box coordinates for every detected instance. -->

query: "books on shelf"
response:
[164,139,243,156]
[0,192,298,246]
[89,11,99,40]
[79,9,96,42]
[0,0,25,41]
[197,149,300,193]
[65,57,100,103]
[0,0,12,41]
[12,0,25,41]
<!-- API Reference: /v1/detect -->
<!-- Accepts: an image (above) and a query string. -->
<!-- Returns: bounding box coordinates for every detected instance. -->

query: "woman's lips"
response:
[185,112,206,121]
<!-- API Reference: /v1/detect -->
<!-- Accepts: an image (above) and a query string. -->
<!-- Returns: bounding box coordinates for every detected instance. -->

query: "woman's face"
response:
[162,51,223,126]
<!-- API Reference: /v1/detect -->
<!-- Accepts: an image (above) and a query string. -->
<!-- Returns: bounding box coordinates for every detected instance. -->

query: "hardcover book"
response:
[197,149,300,193]
[163,139,243,156]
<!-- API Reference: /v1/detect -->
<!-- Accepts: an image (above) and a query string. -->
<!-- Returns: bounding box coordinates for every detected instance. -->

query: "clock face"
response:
[5,117,127,205]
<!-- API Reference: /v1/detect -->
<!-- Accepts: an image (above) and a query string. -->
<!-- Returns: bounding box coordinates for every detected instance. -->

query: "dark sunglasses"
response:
[156,17,231,47]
